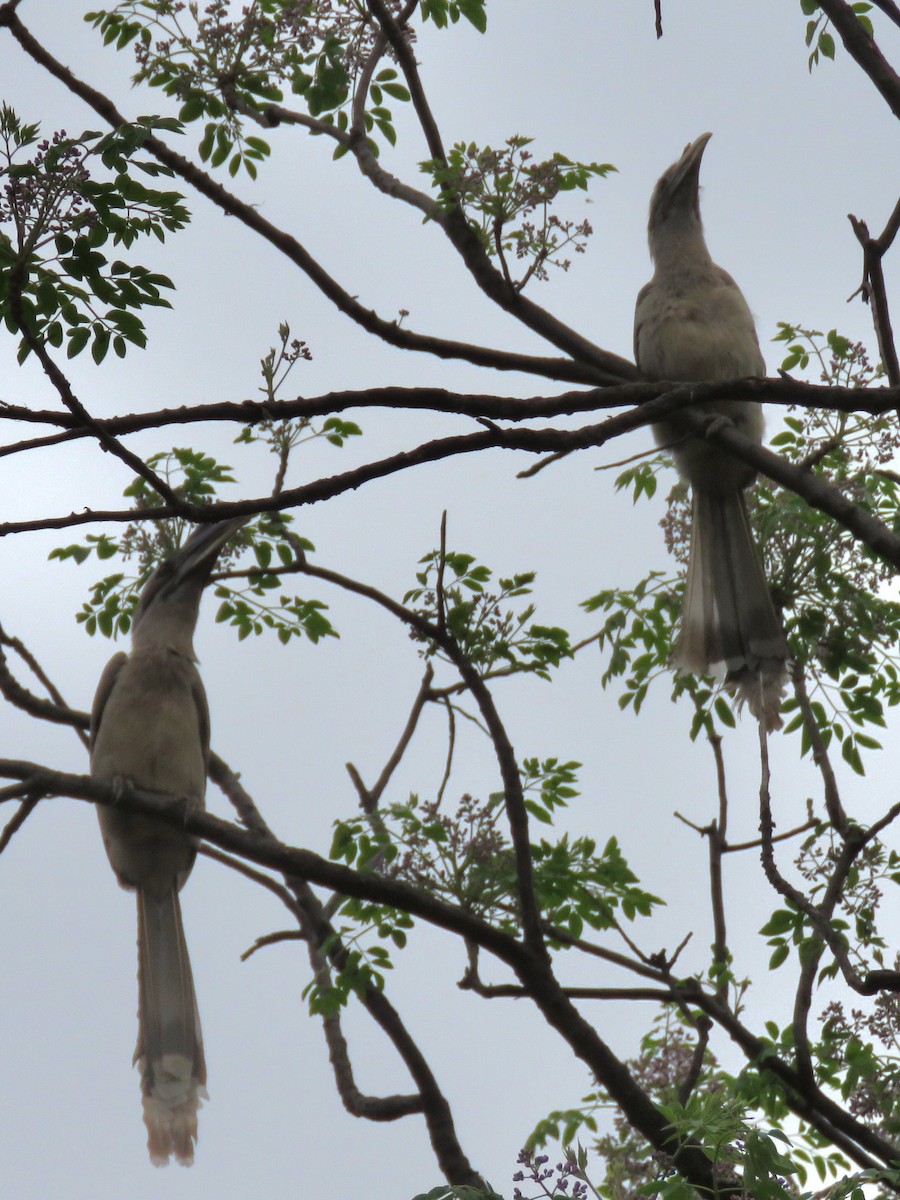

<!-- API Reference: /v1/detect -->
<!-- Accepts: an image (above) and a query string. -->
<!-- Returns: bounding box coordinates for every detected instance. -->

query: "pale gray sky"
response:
[1,3,899,1197]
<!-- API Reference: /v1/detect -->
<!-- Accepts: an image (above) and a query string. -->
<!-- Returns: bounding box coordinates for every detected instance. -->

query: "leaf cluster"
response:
[565,1009,853,1200]
[421,136,613,290]
[330,761,658,945]
[816,994,900,1142]
[412,1187,501,1200]
[85,0,419,173]
[800,2,873,71]
[303,896,415,1016]
[404,549,572,680]
[50,448,235,635]
[766,326,897,773]
[420,0,486,32]
[0,106,187,361]
[331,791,513,923]
[50,450,338,645]
[762,824,900,977]
[234,321,362,479]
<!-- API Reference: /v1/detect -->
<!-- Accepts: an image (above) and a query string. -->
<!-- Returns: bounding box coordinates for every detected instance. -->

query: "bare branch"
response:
[0,625,89,747]
[3,377,900,469]
[459,972,679,1003]
[757,727,900,998]
[0,794,39,854]
[363,664,435,810]
[11,381,900,590]
[435,695,456,806]
[706,734,729,1002]
[869,0,900,29]
[239,929,305,959]
[791,663,849,836]
[723,817,817,854]
[201,842,430,1127]
[677,1019,711,1107]
[7,285,182,506]
[207,753,487,1182]
[813,0,900,118]
[849,207,900,387]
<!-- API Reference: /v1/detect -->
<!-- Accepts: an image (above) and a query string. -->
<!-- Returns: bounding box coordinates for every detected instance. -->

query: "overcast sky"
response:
[1,3,899,1198]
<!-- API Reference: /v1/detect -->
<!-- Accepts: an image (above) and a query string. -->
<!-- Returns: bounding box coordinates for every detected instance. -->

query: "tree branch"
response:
[869,0,900,30]
[0,794,39,855]
[350,664,435,812]
[0,624,90,748]
[8,378,900,584]
[8,283,183,507]
[207,752,487,1185]
[791,662,849,836]
[757,729,900,998]
[1,376,900,450]
[281,549,548,958]
[682,406,900,572]
[849,202,900,387]
[366,0,445,163]
[0,8,636,384]
[814,0,900,117]
[690,987,893,1172]
[706,733,730,1003]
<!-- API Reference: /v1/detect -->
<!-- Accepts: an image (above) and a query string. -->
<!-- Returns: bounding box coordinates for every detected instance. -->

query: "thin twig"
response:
[849,210,900,387]
[677,1020,712,1106]
[435,696,456,806]
[706,734,729,1002]
[240,929,305,961]
[436,512,448,636]
[791,663,849,835]
[723,817,816,854]
[0,626,90,746]
[756,725,900,997]
[363,665,435,811]
[0,794,39,853]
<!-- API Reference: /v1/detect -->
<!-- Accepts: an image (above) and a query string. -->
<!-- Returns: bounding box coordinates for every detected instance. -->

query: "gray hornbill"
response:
[634,132,788,730]
[90,518,244,1165]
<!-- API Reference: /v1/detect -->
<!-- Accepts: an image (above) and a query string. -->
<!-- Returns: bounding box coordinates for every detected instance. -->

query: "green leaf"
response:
[713,696,736,728]
[457,0,487,32]
[178,96,205,122]
[91,327,111,364]
[381,82,411,102]
[769,943,789,970]
[210,133,232,169]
